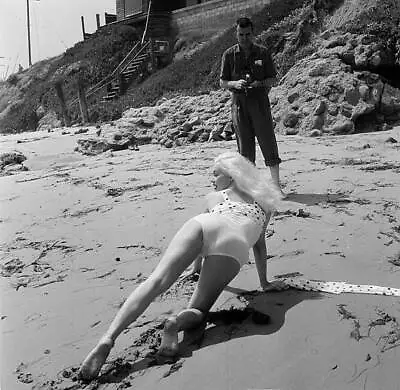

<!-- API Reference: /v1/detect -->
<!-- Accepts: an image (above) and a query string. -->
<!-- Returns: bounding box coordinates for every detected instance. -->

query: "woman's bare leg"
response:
[158,255,240,357]
[158,308,204,357]
[79,219,203,380]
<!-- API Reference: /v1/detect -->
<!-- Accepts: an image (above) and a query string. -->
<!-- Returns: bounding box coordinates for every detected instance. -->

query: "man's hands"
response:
[232,79,273,90]
[261,280,289,292]
[231,79,249,90]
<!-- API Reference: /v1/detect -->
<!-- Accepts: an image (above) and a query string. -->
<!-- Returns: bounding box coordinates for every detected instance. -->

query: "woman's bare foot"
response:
[158,316,179,357]
[78,337,114,381]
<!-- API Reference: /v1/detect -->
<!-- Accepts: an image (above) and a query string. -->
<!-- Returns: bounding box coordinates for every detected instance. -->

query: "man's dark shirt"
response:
[220,43,276,94]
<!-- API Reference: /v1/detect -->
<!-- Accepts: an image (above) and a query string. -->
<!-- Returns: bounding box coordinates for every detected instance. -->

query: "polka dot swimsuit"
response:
[210,190,266,230]
[192,190,267,267]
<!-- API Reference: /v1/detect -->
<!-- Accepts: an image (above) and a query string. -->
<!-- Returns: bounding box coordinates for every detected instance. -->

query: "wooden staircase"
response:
[67,9,171,112]
[102,41,154,102]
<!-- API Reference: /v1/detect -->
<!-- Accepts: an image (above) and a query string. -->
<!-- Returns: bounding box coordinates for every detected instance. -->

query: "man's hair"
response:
[236,17,254,31]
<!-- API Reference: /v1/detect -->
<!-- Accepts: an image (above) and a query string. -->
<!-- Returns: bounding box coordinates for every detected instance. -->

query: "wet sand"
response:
[1,126,399,390]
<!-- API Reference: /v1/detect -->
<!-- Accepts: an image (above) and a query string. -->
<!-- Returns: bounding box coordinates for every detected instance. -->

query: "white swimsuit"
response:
[192,190,267,266]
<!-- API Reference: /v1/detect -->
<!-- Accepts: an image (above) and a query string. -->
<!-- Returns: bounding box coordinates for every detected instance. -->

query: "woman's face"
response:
[212,169,232,191]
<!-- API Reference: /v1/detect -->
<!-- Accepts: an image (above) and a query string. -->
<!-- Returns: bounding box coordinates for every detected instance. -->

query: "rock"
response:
[351,102,375,121]
[76,138,111,155]
[310,129,322,137]
[198,132,210,142]
[327,104,339,116]
[283,112,299,128]
[74,128,89,135]
[135,135,152,145]
[182,122,193,132]
[167,128,180,139]
[164,140,173,148]
[175,138,189,147]
[187,132,199,143]
[223,122,234,135]
[312,115,325,130]
[76,128,138,155]
[141,118,155,128]
[385,137,397,143]
[208,127,224,142]
[327,120,354,134]
[188,116,201,126]
[340,103,353,118]
[380,84,400,117]
[285,128,299,135]
[0,151,27,167]
[359,85,370,101]
[344,87,360,106]
[308,59,333,77]
[288,91,300,103]
[381,123,392,131]
[313,100,327,115]
[1,164,28,175]
[325,36,347,49]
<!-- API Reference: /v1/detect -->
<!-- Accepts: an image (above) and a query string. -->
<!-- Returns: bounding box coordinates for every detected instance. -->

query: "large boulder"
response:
[270,31,400,135]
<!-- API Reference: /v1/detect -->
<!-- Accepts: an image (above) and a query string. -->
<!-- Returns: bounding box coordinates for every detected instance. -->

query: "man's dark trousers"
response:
[232,90,281,166]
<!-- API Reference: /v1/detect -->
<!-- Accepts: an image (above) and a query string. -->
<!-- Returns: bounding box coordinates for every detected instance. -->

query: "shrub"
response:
[6,74,19,86]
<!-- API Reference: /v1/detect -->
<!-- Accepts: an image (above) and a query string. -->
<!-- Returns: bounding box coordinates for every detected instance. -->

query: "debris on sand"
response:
[337,304,357,320]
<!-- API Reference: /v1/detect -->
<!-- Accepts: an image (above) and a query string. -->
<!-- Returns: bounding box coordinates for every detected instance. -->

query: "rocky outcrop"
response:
[270,31,400,136]
[76,90,234,154]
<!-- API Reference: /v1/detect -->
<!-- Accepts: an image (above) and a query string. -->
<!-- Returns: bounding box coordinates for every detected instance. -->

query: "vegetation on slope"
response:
[1,0,399,133]
[1,24,139,133]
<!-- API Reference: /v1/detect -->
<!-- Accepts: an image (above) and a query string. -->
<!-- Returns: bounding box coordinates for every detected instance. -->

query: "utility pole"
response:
[26,0,32,67]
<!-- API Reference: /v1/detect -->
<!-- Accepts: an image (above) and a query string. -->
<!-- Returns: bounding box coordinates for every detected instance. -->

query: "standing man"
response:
[220,17,284,195]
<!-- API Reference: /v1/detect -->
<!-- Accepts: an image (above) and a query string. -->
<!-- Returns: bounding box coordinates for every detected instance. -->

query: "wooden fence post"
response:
[77,79,89,123]
[54,81,71,127]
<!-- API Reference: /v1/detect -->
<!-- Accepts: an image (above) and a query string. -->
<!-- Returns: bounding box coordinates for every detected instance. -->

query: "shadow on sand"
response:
[89,287,324,386]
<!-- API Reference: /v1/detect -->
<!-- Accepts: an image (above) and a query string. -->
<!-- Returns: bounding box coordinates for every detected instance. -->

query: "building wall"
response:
[117,0,275,34]
[172,0,274,36]
[116,0,125,20]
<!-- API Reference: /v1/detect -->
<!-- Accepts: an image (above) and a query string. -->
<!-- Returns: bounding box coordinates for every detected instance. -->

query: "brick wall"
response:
[172,0,274,36]
[116,0,125,20]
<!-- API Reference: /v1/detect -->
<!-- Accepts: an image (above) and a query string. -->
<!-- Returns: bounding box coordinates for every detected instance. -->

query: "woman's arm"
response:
[253,214,287,291]
[253,225,268,289]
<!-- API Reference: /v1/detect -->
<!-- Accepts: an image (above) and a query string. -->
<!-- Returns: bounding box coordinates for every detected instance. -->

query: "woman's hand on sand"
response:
[261,280,289,292]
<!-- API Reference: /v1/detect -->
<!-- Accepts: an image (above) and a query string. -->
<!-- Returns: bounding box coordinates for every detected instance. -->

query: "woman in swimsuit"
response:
[79,151,286,381]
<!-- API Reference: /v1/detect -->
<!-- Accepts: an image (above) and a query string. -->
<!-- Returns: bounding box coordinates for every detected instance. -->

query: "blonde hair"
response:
[213,152,282,213]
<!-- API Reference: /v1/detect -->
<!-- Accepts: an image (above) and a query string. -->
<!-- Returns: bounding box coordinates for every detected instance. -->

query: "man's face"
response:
[236,25,253,49]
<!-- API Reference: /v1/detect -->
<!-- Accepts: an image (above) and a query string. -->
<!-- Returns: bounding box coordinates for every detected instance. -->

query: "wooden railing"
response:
[68,40,147,108]
[67,37,169,109]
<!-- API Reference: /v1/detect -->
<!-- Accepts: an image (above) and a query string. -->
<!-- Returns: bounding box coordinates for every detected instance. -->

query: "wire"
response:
[32,1,41,61]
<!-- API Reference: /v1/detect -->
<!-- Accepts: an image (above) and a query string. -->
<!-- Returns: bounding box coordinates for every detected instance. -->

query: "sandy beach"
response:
[1,126,400,390]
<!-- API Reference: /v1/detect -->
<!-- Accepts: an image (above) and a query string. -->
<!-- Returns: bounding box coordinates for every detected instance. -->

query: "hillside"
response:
[0,0,399,135]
